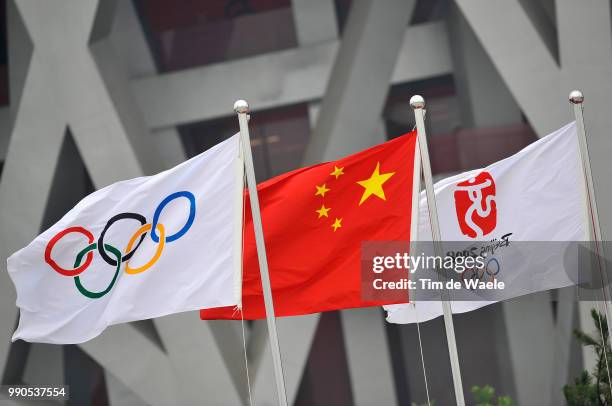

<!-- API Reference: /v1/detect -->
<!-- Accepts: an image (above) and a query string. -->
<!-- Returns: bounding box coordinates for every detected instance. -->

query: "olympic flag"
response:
[8,135,244,344]
[385,121,589,324]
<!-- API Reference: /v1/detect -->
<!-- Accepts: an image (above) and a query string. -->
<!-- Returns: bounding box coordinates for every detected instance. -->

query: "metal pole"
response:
[569,90,612,343]
[234,100,288,406]
[410,95,466,406]
[409,138,422,300]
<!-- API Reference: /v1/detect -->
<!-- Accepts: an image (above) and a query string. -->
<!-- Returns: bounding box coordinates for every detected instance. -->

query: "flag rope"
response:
[414,303,432,405]
[240,310,254,406]
[239,171,254,406]
[411,110,431,406]
[410,116,431,405]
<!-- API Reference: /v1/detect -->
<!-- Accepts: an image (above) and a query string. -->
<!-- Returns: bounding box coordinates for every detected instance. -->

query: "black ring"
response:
[97,213,147,266]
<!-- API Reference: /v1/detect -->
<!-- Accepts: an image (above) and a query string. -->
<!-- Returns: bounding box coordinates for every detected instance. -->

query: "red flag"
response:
[201,132,417,320]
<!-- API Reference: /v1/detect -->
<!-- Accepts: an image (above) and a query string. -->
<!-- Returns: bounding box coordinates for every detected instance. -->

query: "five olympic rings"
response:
[460,257,501,286]
[44,191,196,299]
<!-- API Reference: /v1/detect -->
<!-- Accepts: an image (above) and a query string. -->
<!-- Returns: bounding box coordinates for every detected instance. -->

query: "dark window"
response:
[179,103,310,181]
[135,0,298,72]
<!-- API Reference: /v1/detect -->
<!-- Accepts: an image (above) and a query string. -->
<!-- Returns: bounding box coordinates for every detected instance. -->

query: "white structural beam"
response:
[79,323,179,406]
[149,128,187,170]
[304,0,415,163]
[208,320,255,405]
[153,313,243,405]
[292,0,338,132]
[131,21,452,129]
[22,344,64,389]
[104,370,148,406]
[0,1,179,405]
[108,0,157,79]
[556,0,612,71]
[502,296,555,405]
[341,308,397,405]
[250,315,320,405]
[446,2,522,128]
[6,0,31,127]
[455,0,566,136]
[518,0,558,61]
[291,0,338,46]
[133,38,335,128]
[109,0,186,170]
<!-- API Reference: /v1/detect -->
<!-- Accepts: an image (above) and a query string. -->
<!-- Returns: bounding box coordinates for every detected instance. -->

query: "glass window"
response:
[179,103,310,181]
[135,0,298,72]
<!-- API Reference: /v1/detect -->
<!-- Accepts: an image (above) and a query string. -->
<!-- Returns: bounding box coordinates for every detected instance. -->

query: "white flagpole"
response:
[234,100,288,406]
[410,95,466,406]
[568,90,612,343]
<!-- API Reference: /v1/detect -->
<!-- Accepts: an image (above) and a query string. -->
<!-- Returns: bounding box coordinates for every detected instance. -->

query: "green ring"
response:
[73,243,121,299]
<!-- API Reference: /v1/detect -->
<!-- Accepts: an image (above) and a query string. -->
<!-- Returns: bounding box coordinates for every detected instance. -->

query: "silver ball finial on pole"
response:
[233,99,250,114]
[410,95,425,110]
[569,90,584,104]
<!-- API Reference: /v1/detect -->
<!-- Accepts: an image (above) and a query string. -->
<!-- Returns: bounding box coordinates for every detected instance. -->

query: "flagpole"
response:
[410,95,466,406]
[568,90,612,343]
[234,100,288,406]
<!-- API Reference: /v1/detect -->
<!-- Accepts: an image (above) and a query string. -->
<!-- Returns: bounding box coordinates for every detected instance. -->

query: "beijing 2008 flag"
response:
[385,122,589,324]
[8,135,244,344]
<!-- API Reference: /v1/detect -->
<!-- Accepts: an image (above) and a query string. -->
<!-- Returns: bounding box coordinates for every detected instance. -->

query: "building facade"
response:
[1,0,611,404]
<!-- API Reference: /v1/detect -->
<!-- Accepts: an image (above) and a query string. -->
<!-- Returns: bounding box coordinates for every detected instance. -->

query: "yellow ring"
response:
[124,223,165,275]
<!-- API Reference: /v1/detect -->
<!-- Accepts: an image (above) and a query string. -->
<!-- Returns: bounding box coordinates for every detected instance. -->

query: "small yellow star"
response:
[331,218,342,232]
[316,205,331,218]
[356,162,395,205]
[330,166,345,179]
[315,183,330,197]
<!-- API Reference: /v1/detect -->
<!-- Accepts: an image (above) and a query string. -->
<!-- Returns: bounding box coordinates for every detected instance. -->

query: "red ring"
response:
[45,226,94,277]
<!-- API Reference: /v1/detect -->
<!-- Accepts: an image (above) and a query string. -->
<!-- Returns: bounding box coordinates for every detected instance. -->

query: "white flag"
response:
[8,135,244,343]
[386,121,588,324]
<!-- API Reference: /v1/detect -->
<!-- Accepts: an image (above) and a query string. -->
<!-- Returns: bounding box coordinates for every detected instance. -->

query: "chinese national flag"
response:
[200,131,418,320]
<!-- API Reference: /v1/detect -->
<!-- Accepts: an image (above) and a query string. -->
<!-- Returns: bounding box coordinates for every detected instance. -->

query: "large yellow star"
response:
[315,183,330,197]
[316,204,331,218]
[356,162,395,206]
[330,166,345,179]
[331,218,342,232]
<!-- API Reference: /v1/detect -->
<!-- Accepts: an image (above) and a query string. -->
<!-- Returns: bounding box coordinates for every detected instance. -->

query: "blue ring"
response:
[485,258,500,276]
[151,191,196,243]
